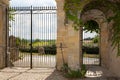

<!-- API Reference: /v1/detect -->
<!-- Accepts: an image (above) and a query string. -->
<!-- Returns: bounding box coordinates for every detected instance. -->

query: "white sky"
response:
[9,0,96,39]
[9,0,57,40]
[10,0,56,7]
[9,12,57,40]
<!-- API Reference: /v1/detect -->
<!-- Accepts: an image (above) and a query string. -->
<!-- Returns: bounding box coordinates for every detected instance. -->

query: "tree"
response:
[8,7,15,28]
[84,20,99,33]
[93,35,99,43]
[34,39,40,43]
[16,37,21,47]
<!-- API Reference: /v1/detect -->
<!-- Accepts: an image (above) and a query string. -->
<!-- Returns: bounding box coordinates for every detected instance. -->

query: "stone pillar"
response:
[56,0,81,70]
[0,0,9,68]
[100,22,109,68]
[56,0,68,70]
[67,25,81,70]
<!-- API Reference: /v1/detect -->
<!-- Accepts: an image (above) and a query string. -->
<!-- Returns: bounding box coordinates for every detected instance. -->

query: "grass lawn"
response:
[83,53,99,58]
[32,41,55,47]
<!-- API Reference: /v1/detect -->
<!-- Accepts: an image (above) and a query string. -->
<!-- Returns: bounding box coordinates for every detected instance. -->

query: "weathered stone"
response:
[0,0,9,68]
[56,0,120,77]
[9,48,19,62]
[9,36,19,62]
[37,46,45,54]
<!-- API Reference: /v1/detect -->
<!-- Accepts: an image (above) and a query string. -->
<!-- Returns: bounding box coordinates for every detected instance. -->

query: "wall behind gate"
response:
[0,0,9,68]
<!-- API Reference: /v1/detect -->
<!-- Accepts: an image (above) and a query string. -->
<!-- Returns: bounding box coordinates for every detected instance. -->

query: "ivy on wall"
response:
[64,0,120,56]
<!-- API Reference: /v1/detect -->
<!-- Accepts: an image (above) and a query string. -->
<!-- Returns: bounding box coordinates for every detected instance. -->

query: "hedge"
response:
[19,45,56,55]
[82,46,99,54]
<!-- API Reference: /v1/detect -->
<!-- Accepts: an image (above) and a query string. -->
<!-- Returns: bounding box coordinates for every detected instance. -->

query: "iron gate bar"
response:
[30,6,33,69]
[8,6,57,11]
[7,6,57,68]
[5,8,8,67]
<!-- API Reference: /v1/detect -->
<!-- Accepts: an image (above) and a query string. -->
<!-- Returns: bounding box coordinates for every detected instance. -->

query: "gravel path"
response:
[11,55,99,68]
[0,66,119,80]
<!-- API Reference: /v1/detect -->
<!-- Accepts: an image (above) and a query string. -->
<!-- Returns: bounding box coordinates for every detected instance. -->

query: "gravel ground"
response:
[0,66,119,80]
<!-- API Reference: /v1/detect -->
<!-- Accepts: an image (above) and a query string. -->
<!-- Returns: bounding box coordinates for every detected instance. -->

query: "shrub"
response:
[82,46,99,54]
[65,69,83,78]
[93,35,99,43]
[19,45,56,55]
[44,45,56,54]
[61,63,87,79]
[61,63,70,72]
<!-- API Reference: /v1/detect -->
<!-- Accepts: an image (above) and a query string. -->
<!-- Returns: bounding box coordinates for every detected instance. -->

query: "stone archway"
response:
[56,0,120,77]
[81,9,109,68]
[0,0,120,77]
[55,0,110,70]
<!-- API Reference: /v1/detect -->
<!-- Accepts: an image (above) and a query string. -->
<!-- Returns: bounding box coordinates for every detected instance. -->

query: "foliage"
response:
[84,20,99,33]
[16,37,21,47]
[19,45,56,54]
[64,0,91,30]
[15,37,56,54]
[61,63,70,72]
[44,45,56,54]
[8,8,15,28]
[93,35,99,43]
[64,0,120,56]
[34,39,41,43]
[82,46,99,54]
[65,69,83,78]
[8,8,15,21]
[83,53,99,58]
[32,40,56,47]
[80,65,87,78]
[61,63,87,79]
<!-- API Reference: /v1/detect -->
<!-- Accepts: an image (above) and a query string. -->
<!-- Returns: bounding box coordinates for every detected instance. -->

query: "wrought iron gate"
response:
[7,6,57,68]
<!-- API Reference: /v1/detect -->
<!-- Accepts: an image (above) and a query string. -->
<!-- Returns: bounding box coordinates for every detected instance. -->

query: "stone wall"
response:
[56,0,120,77]
[0,0,9,68]
[56,0,82,70]
[0,0,9,6]
[81,9,110,68]
[81,4,120,77]
[108,21,120,77]
[55,0,68,70]
[9,36,19,62]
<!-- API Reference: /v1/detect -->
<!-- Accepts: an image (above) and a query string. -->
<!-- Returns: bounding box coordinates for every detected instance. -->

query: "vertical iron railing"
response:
[5,7,8,67]
[30,6,33,69]
[7,6,57,68]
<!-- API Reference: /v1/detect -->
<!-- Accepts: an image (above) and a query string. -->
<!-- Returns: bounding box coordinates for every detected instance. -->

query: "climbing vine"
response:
[64,0,120,56]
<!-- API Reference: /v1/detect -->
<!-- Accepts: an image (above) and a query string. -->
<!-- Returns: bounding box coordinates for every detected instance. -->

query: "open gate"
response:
[7,6,57,68]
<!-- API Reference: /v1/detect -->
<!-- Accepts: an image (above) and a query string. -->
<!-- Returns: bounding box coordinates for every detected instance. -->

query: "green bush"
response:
[65,69,83,78]
[61,63,70,72]
[44,45,56,54]
[62,63,87,79]
[82,46,99,54]
[19,45,56,54]
[93,35,99,43]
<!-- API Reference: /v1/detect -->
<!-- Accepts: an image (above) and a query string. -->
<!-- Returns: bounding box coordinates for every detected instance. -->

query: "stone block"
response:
[9,48,19,62]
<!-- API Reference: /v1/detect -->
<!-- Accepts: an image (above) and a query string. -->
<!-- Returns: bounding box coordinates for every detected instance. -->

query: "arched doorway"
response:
[82,20,100,66]
[81,9,109,68]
